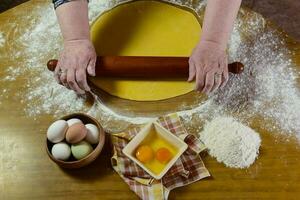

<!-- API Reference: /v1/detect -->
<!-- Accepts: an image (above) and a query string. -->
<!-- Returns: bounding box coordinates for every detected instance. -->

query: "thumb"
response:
[87,57,96,76]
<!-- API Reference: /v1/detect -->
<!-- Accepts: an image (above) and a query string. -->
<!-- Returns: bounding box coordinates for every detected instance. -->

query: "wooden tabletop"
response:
[0,1,300,200]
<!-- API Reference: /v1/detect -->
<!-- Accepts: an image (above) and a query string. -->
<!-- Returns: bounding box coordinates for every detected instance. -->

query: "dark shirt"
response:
[52,0,77,9]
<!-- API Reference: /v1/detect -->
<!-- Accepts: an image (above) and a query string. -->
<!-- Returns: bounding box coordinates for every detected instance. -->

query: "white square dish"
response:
[122,122,188,180]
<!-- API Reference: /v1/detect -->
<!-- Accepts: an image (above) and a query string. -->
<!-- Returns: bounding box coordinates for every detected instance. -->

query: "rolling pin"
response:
[47,56,244,78]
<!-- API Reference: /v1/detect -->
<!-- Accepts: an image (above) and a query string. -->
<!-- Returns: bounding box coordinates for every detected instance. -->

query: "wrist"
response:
[64,38,92,46]
[198,40,226,51]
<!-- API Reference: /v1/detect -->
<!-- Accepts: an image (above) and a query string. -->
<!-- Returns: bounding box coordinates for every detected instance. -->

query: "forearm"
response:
[201,0,241,50]
[55,0,90,42]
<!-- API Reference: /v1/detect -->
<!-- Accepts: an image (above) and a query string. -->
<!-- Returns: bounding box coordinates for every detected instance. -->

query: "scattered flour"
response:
[200,116,261,168]
[88,96,153,133]
[0,32,5,47]
[0,0,300,169]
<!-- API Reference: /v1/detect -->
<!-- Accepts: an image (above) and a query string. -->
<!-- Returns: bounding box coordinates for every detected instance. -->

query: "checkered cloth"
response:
[110,113,210,199]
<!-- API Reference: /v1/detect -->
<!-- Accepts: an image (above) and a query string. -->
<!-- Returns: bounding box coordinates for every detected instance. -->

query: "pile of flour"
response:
[0,0,299,169]
[200,116,261,168]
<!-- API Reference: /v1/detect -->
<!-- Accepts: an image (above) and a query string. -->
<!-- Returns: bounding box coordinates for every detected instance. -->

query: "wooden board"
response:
[0,1,300,199]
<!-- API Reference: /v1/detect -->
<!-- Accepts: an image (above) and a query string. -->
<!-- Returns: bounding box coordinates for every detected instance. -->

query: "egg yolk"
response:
[156,148,173,164]
[135,145,154,163]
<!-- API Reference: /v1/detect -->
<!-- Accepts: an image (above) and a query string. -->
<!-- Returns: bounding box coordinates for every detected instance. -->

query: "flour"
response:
[0,32,5,47]
[0,0,300,169]
[88,96,153,133]
[200,116,261,168]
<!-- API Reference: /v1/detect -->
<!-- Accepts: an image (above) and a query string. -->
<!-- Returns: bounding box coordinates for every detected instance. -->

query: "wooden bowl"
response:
[46,113,105,169]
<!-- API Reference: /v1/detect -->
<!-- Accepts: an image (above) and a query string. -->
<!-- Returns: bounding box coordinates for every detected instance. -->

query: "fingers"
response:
[76,68,90,92]
[53,40,96,94]
[221,58,229,88]
[195,64,205,91]
[54,61,62,84]
[188,60,196,82]
[188,60,227,94]
[67,68,85,94]
[221,72,229,89]
[55,59,70,89]
[189,41,229,94]
[60,71,69,88]
[211,63,223,92]
[55,56,91,94]
[87,57,96,76]
[75,57,91,92]
[202,69,215,94]
[211,73,222,92]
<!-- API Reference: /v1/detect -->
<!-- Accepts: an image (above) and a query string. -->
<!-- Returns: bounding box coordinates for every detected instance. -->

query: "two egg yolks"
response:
[135,145,172,164]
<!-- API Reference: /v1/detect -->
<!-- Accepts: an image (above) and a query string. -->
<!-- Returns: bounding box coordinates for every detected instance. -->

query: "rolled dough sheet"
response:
[90,0,201,101]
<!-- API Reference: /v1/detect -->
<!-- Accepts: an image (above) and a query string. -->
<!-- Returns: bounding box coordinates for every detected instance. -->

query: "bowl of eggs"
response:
[46,113,105,168]
[122,122,188,179]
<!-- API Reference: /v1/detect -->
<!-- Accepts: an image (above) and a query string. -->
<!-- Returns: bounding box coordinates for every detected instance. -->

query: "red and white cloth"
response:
[110,113,210,199]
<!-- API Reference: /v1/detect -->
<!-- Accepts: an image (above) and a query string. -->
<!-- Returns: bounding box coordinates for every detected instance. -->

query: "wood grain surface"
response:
[0,1,300,200]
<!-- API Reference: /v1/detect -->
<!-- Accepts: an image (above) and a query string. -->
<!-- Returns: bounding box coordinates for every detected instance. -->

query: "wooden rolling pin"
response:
[47,56,244,78]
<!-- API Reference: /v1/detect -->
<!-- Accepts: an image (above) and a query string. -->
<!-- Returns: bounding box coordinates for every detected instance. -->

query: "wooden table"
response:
[0,1,300,199]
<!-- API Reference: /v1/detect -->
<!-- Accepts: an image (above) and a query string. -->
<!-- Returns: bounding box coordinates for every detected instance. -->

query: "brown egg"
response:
[66,122,87,144]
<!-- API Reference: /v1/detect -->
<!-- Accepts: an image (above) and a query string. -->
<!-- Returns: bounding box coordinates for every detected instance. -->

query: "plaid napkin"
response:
[110,113,210,200]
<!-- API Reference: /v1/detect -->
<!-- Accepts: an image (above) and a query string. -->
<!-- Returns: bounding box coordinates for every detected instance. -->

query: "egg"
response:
[71,141,93,160]
[66,122,87,144]
[85,123,100,144]
[67,118,82,127]
[51,142,71,161]
[155,147,173,164]
[47,120,68,143]
[135,145,154,163]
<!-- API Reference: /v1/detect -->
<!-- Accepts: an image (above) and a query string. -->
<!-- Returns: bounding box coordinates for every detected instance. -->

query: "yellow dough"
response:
[90,0,201,101]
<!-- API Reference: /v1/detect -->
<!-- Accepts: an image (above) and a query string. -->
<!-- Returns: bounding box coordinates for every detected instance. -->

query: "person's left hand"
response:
[188,40,229,94]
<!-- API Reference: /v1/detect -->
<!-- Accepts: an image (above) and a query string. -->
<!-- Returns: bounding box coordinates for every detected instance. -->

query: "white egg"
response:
[47,120,68,143]
[67,118,82,127]
[51,142,71,161]
[85,123,100,144]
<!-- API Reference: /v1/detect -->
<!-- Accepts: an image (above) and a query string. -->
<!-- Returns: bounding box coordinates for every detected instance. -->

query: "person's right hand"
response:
[54,39,97,94]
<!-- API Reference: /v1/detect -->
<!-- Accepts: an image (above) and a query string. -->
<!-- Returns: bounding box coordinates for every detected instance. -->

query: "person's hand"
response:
[55,39,97,94]
[188,40,229,94]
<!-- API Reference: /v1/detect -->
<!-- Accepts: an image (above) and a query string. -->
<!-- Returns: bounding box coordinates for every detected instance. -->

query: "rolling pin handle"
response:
[47,59,58,72]
[229,62,244,74]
